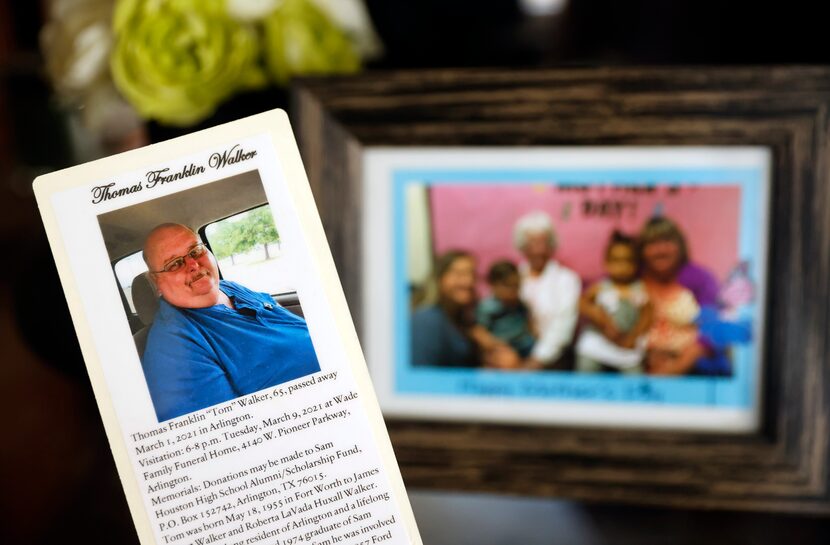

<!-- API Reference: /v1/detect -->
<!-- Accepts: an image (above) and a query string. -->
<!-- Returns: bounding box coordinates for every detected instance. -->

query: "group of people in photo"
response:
[410,211,751,376]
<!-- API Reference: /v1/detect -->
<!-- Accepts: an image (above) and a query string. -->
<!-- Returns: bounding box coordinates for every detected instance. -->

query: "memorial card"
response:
[34,110,421,545]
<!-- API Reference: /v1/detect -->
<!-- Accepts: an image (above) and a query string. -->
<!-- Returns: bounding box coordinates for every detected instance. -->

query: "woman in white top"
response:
[513,211,581,369]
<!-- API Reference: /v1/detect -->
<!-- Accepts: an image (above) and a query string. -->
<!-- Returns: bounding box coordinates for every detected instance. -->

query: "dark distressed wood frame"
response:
[291,67,830,513]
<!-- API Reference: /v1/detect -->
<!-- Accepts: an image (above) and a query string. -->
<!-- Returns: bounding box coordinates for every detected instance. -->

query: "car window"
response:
[114,251,149,313]
[204,205,293,295]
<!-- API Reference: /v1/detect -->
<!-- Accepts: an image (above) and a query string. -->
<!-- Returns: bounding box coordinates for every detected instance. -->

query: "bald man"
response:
[141,223,320,421]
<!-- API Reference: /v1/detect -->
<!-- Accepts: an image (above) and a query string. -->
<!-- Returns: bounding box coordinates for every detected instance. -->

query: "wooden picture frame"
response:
[291,67,830,513]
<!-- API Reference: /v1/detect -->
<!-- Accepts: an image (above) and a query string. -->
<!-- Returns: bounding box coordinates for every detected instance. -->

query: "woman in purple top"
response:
[677,261,720,308]
[638,217,735,376]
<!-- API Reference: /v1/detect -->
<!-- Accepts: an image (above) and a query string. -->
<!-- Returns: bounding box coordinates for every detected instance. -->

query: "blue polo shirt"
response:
[142,280,320,421]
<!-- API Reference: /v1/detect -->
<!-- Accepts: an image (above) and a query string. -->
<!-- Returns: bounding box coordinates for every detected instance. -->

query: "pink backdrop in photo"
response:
[428,184,740,294]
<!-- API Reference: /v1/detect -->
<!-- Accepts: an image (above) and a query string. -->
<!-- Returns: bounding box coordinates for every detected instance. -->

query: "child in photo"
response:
[576,231,653,373]
[476,260,537,360]
[643,279,701,374]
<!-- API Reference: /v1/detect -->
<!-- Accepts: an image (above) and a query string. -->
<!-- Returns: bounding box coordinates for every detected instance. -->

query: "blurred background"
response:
[2,0,830,543]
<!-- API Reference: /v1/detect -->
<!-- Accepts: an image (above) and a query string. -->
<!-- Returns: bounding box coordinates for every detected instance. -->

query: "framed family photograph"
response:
[363,147,769,432]
[293,67,830,513]
[34,110,422,545]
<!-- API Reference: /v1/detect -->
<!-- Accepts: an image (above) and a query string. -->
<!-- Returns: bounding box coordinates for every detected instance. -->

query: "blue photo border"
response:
[391,166,767,409]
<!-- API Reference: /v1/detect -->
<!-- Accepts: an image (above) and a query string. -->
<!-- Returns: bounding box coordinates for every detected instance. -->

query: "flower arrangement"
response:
[41,0,379,137]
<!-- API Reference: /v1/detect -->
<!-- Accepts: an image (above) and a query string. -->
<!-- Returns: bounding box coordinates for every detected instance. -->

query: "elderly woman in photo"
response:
[410,250,521,369]
[513,211,581,369]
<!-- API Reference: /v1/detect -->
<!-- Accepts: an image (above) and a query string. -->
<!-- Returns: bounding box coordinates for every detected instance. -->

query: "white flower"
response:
[40,0,115,97]
[310,0,382,59]
[226,0,284,21]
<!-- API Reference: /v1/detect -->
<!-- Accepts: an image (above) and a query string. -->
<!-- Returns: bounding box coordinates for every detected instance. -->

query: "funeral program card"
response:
[33,110,421,545]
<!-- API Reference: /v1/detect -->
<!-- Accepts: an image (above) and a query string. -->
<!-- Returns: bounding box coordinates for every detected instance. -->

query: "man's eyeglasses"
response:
[151,243,208,273]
